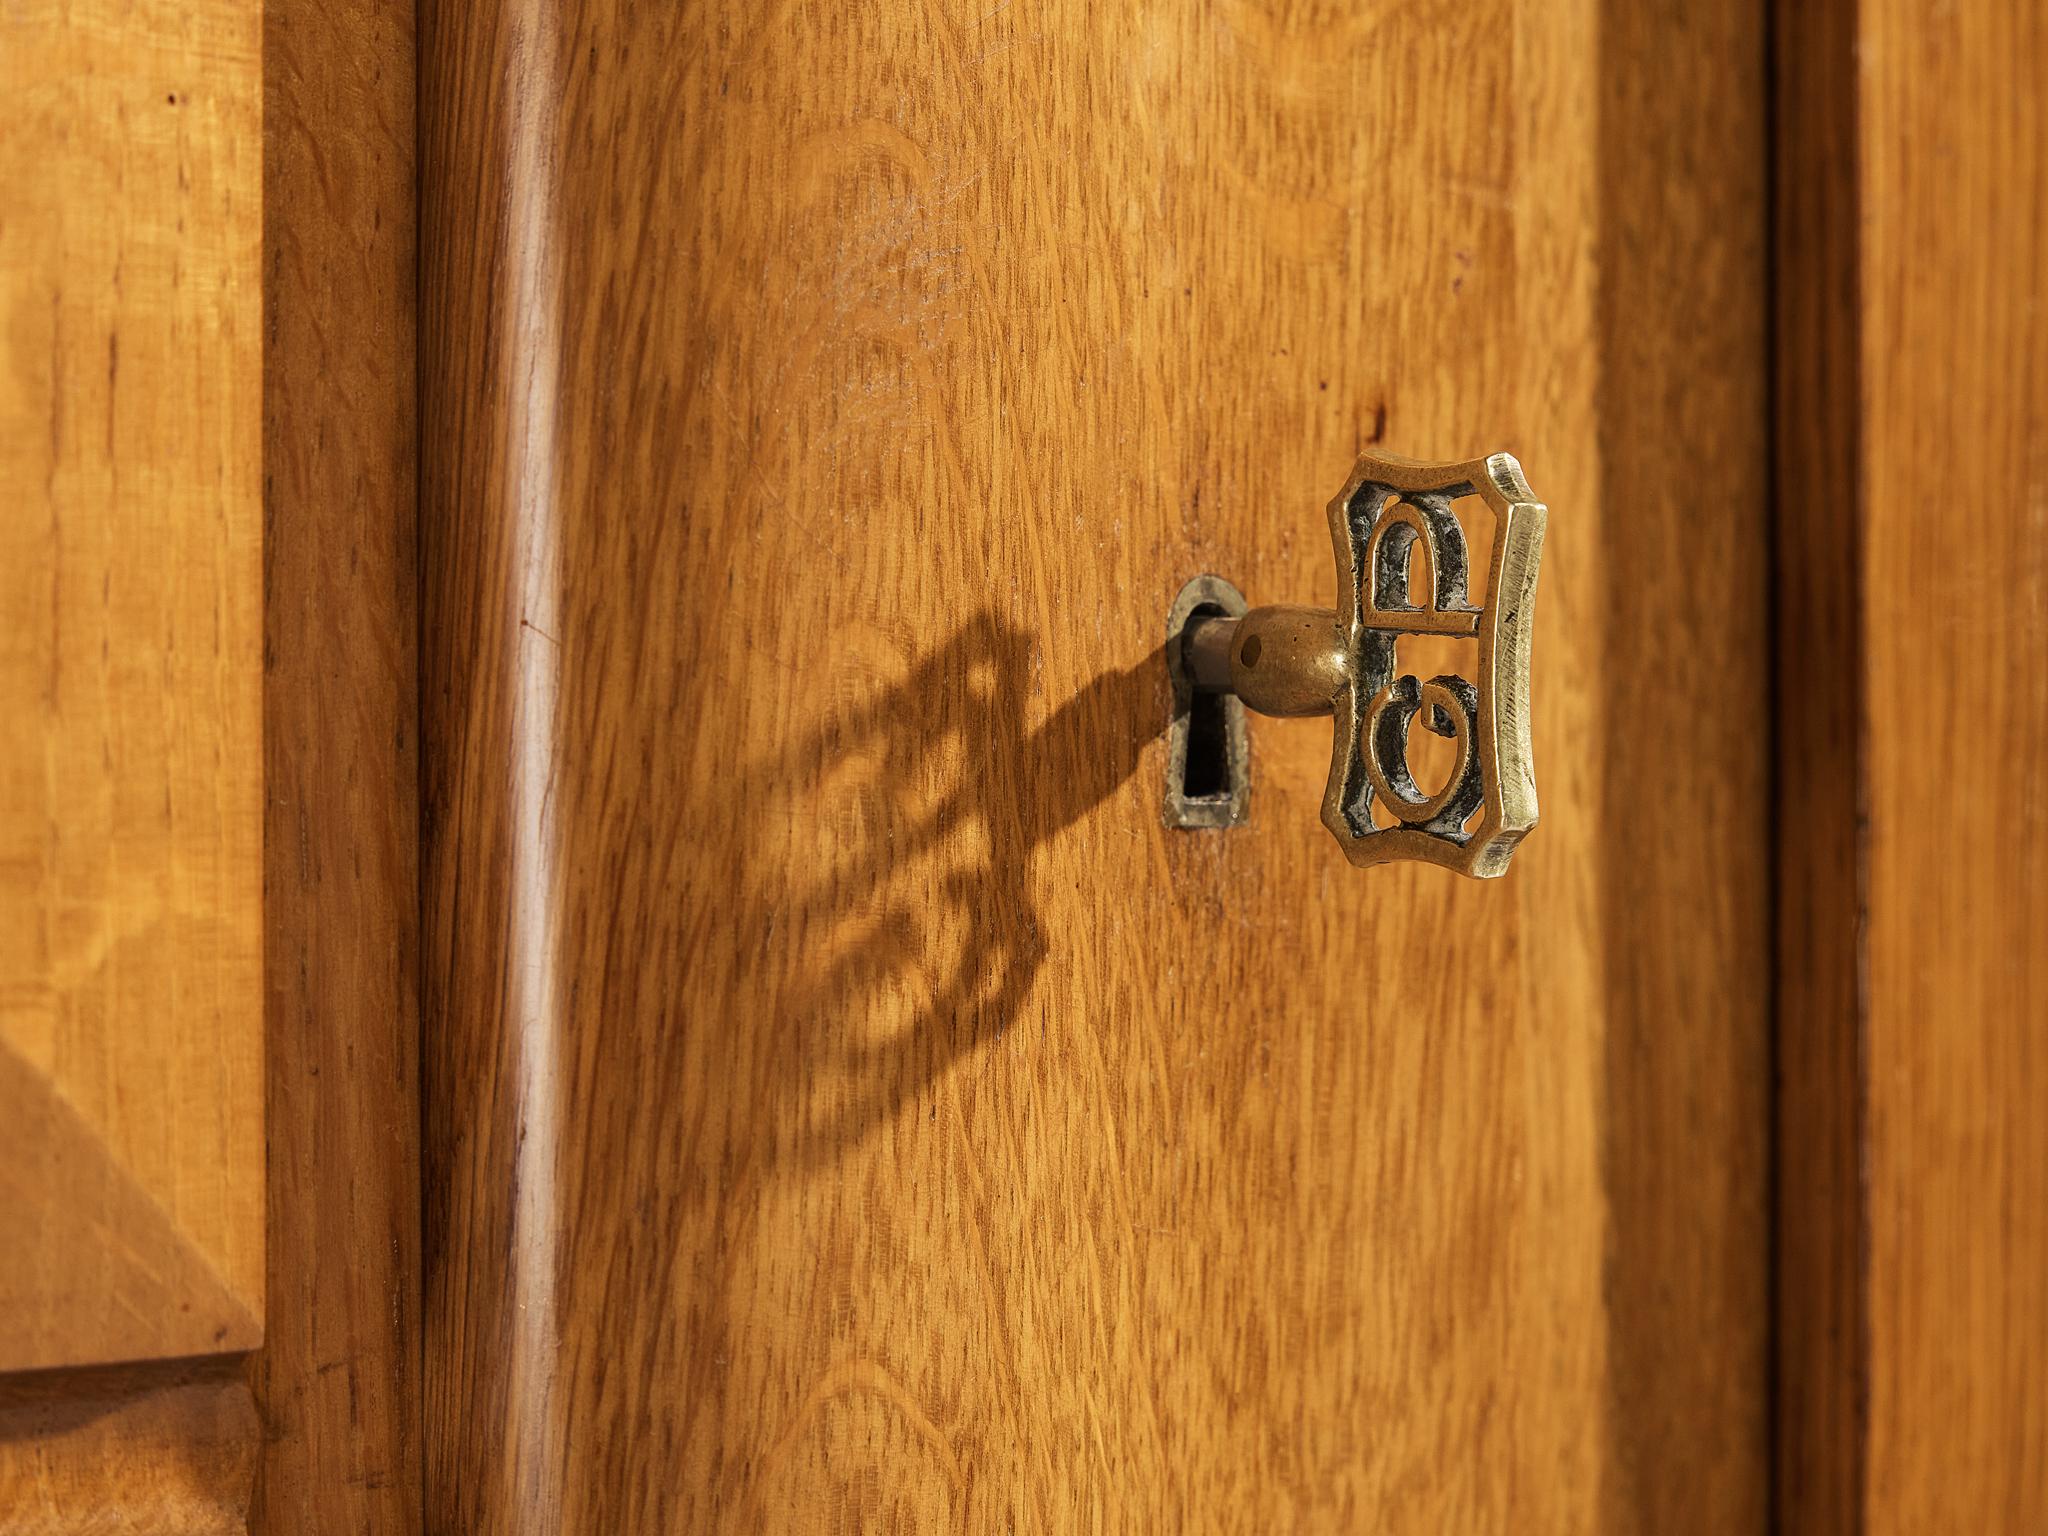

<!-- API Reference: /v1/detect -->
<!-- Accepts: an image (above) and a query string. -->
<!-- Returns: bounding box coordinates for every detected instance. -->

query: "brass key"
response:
[1166,452,1546,878]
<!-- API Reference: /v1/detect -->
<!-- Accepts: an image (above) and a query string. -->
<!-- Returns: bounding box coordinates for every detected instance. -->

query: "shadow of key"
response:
[737,609,1164,1171]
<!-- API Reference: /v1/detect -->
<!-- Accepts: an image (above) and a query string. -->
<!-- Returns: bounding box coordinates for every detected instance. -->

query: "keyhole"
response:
[1183,686,1231,798]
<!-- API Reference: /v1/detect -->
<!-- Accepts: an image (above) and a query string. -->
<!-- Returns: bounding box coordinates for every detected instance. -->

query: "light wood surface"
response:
[1859,0,2048,1526]
[422,0,1769,1528]
[253,0,422,1527]
[0,0,262,1373]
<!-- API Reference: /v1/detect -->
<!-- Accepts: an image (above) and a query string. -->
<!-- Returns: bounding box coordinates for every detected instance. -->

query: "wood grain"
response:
[1594,1,1771,1525]
[253,0,422,1527]
[421,0,1769,1528]
[0,1359,257,1535]
[1778,2,2048,1530]
[0,0,262,1373]
[1859,0,2048,1526]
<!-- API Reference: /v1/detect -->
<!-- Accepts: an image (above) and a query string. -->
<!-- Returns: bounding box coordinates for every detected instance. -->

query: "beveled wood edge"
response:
[0,1039,261,1375]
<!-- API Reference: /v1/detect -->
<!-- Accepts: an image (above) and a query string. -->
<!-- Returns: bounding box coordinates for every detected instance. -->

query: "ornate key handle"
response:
[1172,452,1546,878]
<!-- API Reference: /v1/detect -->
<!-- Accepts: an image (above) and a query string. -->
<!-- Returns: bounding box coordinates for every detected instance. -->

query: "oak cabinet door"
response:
[12,0,2046,1528]
[420,1,1770,1529]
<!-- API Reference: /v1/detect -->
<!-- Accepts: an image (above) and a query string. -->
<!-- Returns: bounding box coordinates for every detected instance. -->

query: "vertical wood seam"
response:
[1772,0,1871,1529]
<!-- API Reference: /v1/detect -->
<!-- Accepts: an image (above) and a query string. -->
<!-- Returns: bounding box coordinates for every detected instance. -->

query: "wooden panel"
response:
[422,0,1768,1528]
[254,0,421,1527]
[0,1360,256,1536]
[1778,1,2048,1530]
[1596,2,1772,1524]
[1860,0,2048,1526]
[0,0,262,1372]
